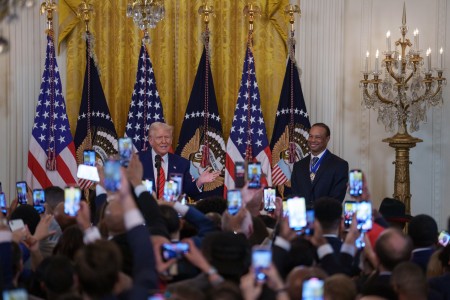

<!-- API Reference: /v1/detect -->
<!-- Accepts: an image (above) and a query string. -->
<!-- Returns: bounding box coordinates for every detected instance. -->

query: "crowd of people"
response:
[0,122,448,300]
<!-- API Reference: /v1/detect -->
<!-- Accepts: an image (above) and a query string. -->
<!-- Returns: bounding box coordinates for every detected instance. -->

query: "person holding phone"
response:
[291,123,349,206]
[138,122,220,200]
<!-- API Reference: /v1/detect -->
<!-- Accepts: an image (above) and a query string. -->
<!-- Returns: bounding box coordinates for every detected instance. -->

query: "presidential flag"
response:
[224,45,272,192]
[125,42,166,152]
[26,33,78,189]
[74,33,118,189]
[176,47,225,197]
[270,55,311,197]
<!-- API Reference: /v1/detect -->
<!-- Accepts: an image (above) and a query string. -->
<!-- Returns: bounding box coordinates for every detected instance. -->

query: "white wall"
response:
[1,0,449,229]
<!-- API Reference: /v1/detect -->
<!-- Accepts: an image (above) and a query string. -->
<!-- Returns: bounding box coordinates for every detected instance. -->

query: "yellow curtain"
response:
[58,0,290,145]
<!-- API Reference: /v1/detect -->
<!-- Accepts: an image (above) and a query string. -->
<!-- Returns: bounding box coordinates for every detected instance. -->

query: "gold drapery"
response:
[58,0,290,145]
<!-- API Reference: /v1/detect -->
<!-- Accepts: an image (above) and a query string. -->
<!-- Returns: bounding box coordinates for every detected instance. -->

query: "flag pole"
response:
[198,1,214,168]
[284,4,301,164]
[243,2,261,162]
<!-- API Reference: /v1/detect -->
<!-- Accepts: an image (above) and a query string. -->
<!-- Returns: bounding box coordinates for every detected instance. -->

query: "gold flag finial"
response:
[243,1,261,32]
[77,1,94,33]
[40,0,57,31]
[198,0,215,29]
[284,3,301,32]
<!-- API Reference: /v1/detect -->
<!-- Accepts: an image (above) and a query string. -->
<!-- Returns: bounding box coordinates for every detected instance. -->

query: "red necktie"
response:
[158,158,165,199]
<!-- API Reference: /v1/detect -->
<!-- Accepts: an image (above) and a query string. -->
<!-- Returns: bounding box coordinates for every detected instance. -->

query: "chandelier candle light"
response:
[359,3,446,214]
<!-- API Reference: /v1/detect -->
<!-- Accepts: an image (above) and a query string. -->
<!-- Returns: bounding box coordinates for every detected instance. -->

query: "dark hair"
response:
[314,197,342,231]
[9,204,40,235]
[44,186,64,213]
[311,123,331,137]
[375,228,413,271]
[391,262,427,298]
[43,255,75,295]
[194,196,227,215]
[408,214,438,247]
[75,240,121,298]
[159,204,181,235]
[53,225,84,261]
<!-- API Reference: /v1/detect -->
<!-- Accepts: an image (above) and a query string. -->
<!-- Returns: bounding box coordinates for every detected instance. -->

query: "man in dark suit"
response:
[139,122,220,200]
[291,123,348,206]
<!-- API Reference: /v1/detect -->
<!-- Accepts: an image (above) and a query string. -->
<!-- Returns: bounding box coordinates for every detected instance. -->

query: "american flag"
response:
[125,42,165,152]
[26,34,78,189]
[224,45,272,192]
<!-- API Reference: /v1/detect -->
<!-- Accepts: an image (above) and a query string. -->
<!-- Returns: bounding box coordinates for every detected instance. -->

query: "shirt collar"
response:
[151,148,168,164]
[311,149,327,160]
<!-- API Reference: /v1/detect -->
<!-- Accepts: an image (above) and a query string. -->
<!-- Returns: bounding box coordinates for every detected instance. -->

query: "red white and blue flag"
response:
[224,44,272,192]
[26,33,78,189]
[125,42,166,152]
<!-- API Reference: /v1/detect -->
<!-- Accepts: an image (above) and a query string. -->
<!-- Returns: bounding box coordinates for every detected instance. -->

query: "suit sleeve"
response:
[329,159,349,203]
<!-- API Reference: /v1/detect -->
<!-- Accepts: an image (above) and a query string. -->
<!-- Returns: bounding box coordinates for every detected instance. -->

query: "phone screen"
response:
[287,197,307,230]
[438,231,450,247]
[9,219,25,232]
[32,189,46,214]
[235,162,245,188]
[169,173,183,196]
[263,188,276,212]
[343,200,357,229]
[161,242,190,261]
[304,210,315,236]
[64,187,81,217]
[252,246,272,282]
[2,288,28,300]
[163,180,179,202]
[118,137,133,167]
[356,201,372,232]
[83,149,96,166]
[349,169,363,197]
[302,278,324,300]
[16,181,28,205]
[0,193,6,215]
[142,179,153,193]
[227,189,242,215]
[104,160,122,192]
[247,162,261,189]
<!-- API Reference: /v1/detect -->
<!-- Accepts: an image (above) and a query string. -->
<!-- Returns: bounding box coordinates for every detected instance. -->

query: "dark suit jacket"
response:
[411,247,434,273]
[291,150,349,206]
[138,150,201,199]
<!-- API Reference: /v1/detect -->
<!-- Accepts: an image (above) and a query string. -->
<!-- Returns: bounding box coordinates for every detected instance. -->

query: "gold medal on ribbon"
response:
[310,172,315,181]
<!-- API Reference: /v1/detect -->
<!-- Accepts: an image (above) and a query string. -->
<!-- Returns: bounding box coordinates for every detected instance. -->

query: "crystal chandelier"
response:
[360,4,446,135]
[126,0,165,44]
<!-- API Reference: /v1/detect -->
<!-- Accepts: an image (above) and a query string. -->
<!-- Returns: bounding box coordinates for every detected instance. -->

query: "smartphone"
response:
[64,187,81,217]
[2,288,28,300]
[32,189,46,214]
[287,197,307,230]
[83,149,96,166]
[163,180,179,202]
[263,187,276,212]
[227,189,242,215]
[302,277,324,300]
[9,219,25,232]
[349,169,363,197]
[169,173,183,196]
[438,230,450,247]
[356,201,372,232]
[252,246,272,282]
[104,160,122,192]
[0,192,6,215]
[343,200,357,229]
[304,210,315,236]
[161,242,190,261]
[235,161,245,188]
[77,164,100,182]
[247,162,262,189]
[142,179,153,193]
[282,200,288,217]
[16,181,28,205]
[118,137,133,167]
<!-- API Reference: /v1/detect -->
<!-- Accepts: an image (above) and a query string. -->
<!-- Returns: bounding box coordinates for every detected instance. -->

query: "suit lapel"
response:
[300,156,313,189]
